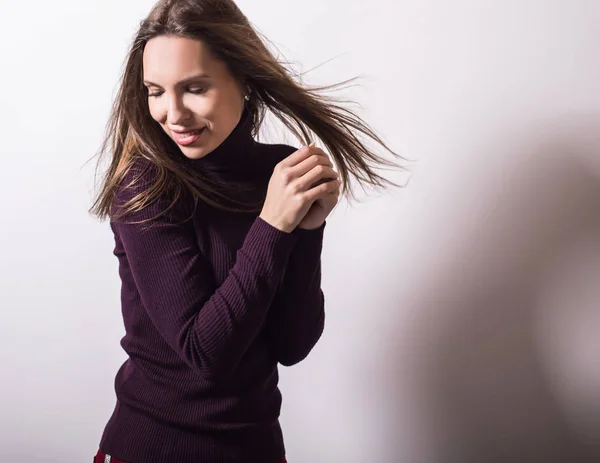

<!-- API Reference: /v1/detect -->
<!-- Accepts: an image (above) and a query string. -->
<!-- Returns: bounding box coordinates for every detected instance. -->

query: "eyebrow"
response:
[143,73,211,87]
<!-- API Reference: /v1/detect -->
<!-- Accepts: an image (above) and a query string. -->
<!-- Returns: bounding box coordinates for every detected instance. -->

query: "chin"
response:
[180,147,207,160]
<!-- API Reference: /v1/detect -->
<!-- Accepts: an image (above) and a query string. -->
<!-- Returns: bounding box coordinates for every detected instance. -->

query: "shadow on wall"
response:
[384,116,600,463]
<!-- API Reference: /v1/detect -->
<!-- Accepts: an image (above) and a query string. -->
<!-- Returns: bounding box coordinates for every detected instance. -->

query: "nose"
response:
[166,93,191,126]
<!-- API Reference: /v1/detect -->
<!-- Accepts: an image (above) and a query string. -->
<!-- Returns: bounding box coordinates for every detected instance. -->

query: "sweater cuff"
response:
[292,220,326,238]
[241,216,299,278]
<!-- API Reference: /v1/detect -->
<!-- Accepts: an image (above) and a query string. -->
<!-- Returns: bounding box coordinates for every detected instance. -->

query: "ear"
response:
[242,79,252,95]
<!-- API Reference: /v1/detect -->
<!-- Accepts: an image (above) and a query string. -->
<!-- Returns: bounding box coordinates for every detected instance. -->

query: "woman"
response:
[90,1,404,462]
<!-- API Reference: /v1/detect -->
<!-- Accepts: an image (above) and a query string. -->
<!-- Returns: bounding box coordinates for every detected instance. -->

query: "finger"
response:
[308,146,334,166]
[290,146,335,179]
[278,145,313,168]
[291,154,334,180]
[279,144,330,167]
[302,178,340,202]
[296,166,339,191]
[328,183,341,198]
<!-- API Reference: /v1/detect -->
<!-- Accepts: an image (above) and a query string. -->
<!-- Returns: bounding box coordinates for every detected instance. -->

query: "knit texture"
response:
[99,110,326,463]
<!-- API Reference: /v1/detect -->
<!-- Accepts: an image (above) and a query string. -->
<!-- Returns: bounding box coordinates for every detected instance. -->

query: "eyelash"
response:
[147,88,206,98]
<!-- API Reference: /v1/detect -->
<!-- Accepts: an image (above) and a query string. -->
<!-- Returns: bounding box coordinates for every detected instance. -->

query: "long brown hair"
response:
[89,0,408,222]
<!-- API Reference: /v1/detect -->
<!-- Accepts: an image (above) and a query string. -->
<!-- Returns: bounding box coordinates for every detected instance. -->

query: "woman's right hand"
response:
[260,145,341,233]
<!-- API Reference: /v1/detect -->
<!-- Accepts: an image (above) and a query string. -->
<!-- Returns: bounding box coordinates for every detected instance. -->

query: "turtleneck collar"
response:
[187,107,257,174]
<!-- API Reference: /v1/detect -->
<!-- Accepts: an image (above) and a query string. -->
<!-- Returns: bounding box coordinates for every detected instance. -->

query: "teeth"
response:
[177,128,202,136]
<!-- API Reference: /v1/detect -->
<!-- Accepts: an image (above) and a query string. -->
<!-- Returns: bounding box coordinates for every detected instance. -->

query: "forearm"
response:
[115,215,299,382]
[265,222,326,366]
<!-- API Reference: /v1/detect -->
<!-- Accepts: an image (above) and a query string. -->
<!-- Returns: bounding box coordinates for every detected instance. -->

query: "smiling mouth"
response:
[171,127,206,146]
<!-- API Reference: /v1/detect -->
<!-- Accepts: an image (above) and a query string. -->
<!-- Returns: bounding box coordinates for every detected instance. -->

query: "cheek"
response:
[189,96,217,118]
[147,100,164,122]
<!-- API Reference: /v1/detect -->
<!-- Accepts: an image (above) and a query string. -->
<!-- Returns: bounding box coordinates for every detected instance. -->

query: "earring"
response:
[244,94,250,101]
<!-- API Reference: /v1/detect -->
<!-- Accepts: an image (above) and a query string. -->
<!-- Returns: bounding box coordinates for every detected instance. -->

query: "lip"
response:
[171,127,206,146]
[171,127,204,134]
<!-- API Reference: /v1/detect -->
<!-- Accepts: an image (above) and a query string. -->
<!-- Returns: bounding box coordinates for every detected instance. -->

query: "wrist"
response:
[258,214,294,234]
[295,221,326,232]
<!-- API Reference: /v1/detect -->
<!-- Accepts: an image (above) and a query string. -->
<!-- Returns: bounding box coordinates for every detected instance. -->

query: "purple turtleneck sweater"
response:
[99,111,326,463]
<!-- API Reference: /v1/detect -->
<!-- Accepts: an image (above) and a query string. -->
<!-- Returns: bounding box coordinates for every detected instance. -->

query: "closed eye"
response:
[147,87,207,98]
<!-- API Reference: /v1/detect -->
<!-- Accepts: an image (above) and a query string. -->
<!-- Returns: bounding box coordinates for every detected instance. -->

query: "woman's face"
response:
[142,35,246,160]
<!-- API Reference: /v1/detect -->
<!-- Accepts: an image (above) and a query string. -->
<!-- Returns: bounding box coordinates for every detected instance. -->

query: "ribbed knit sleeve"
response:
[110,166,299,383]
[265,221,326,366]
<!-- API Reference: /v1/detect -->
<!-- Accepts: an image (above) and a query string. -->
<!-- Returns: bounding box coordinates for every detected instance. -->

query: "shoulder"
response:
[116,156,156,196]
[254,141,299,167]
[111,157,185,225]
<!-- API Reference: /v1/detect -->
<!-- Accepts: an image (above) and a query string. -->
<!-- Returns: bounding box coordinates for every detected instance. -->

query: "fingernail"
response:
[308,142,315,147]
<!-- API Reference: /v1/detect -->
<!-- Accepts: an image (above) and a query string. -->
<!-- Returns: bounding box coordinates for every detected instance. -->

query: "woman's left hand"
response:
[297,184,341,230]
[297,147,342,230]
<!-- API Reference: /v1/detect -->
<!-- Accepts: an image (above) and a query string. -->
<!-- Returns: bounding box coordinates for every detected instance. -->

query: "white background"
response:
[1,1,600,462]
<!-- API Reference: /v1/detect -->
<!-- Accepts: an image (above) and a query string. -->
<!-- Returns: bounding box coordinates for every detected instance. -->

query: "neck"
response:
[187,108,256,174]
